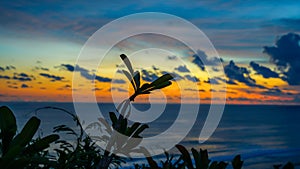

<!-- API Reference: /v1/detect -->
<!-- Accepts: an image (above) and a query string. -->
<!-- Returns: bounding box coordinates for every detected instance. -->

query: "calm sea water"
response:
[1,102,300,169]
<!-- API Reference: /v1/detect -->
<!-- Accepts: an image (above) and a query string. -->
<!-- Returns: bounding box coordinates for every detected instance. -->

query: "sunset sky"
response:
[0,1,300,104]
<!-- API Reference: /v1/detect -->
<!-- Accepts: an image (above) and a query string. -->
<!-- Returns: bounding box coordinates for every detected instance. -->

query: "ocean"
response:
[1,102,300,169]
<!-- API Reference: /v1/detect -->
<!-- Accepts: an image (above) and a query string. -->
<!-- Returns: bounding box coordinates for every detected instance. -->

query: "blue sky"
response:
[0,0,300,104]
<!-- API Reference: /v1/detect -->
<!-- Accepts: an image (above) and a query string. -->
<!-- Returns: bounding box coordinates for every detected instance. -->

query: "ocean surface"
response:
[1,102,300,169]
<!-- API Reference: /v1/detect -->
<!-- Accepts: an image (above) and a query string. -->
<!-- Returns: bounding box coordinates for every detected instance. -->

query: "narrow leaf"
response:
[24,134,59,154]
[151,74,173,87]
[132,124,149,138]
[120,54,134,76]
[122,70,136,91]
[176,144,193,169]
[232,155,243,169]
[10,116,40,149]
[191,148,201,169]
[126,122,141,137]
[0,106,17,154]
[133,71,140,89]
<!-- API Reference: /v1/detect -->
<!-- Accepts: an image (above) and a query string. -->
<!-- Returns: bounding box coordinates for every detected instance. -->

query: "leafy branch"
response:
[120,54,173,101]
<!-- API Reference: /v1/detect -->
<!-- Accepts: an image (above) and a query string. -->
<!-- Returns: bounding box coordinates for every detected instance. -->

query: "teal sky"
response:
[0,0,300,104]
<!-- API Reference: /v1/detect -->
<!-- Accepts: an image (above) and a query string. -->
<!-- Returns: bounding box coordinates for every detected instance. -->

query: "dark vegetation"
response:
[0,54,296,169]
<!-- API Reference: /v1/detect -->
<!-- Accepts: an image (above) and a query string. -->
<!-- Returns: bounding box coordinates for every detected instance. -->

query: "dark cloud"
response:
[110,87,127,92]
[141,69,159,82]
[167,55,177,60]
[39,73,64,82]
[116,69,123,74]
[13,73,33,81]
[260,87,294,96]
[57,84,72,90]
[227,97,258,102]
[184,88,205,92]
[161,71,184,81]
[34,66,49,71]
[92,87,102,91]
[191,50,222,71]
[6,65,16,70]
[250,61,279,78]
[224,60,265,88]
[112,79,126,84]
[184,74,200,82]
[204,78,219,84]
[8,85,18,89]
[0,75,10,79]
[94,75,111,83]
[21,84,29,88]
[152,65,159,71]
[59,64,111,82]
[263,33,300,85]
[175,65,190,72]
[260,87,282,96]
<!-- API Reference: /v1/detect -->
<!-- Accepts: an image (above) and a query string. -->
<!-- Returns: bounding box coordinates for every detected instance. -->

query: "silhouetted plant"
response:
[175,145,243,169]
[120,54,173,102]
[0,53,296,169]
[274,162,295,169]
[34,106,124,169]
[95,54,174,168]
[0,106,59,169]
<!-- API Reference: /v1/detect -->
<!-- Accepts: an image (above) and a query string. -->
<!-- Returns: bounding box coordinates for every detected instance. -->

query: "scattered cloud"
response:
[112,79,126,84]
[175,65,190,72]
[0,75,10,79]
[5,65,16,70]
[167,55,177,60]
[110,87,127,92]
[92,87,102,91]
[58,64,111,82]
[224,60,265,88]
[39,73,64,82]
[263,33,300,85]
[250,61,279,78]
[34,66,49,71]
[141,69,159,82]
[8,85,18,89]
[21,84,29,88]
[57,84,72,90]
[204,78,219,84]
[191,49,222,71]
[184,74,200,82]
[184,88,205,92]
[161,71,184,81]
[13,72,33,81]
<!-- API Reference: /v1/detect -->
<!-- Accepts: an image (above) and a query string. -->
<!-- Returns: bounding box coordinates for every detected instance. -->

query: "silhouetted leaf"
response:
[133,71,141,89]
[0,106,17,154]
[191,148,201,169]
[0,144,23,169]
[232,155,243,169]
[200,149,210,169]
[120,54,134,76]
[122,70,136,91]
[132,124,149,138]
[24,134,59,154]
[10,117,40,149]
[109,112,118,127]
[151,73,173,87]
[140,83,152,92]
[126,122,141,137]
[176,144,193,169]
[283,162,294,169]
[152,81,172,90]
